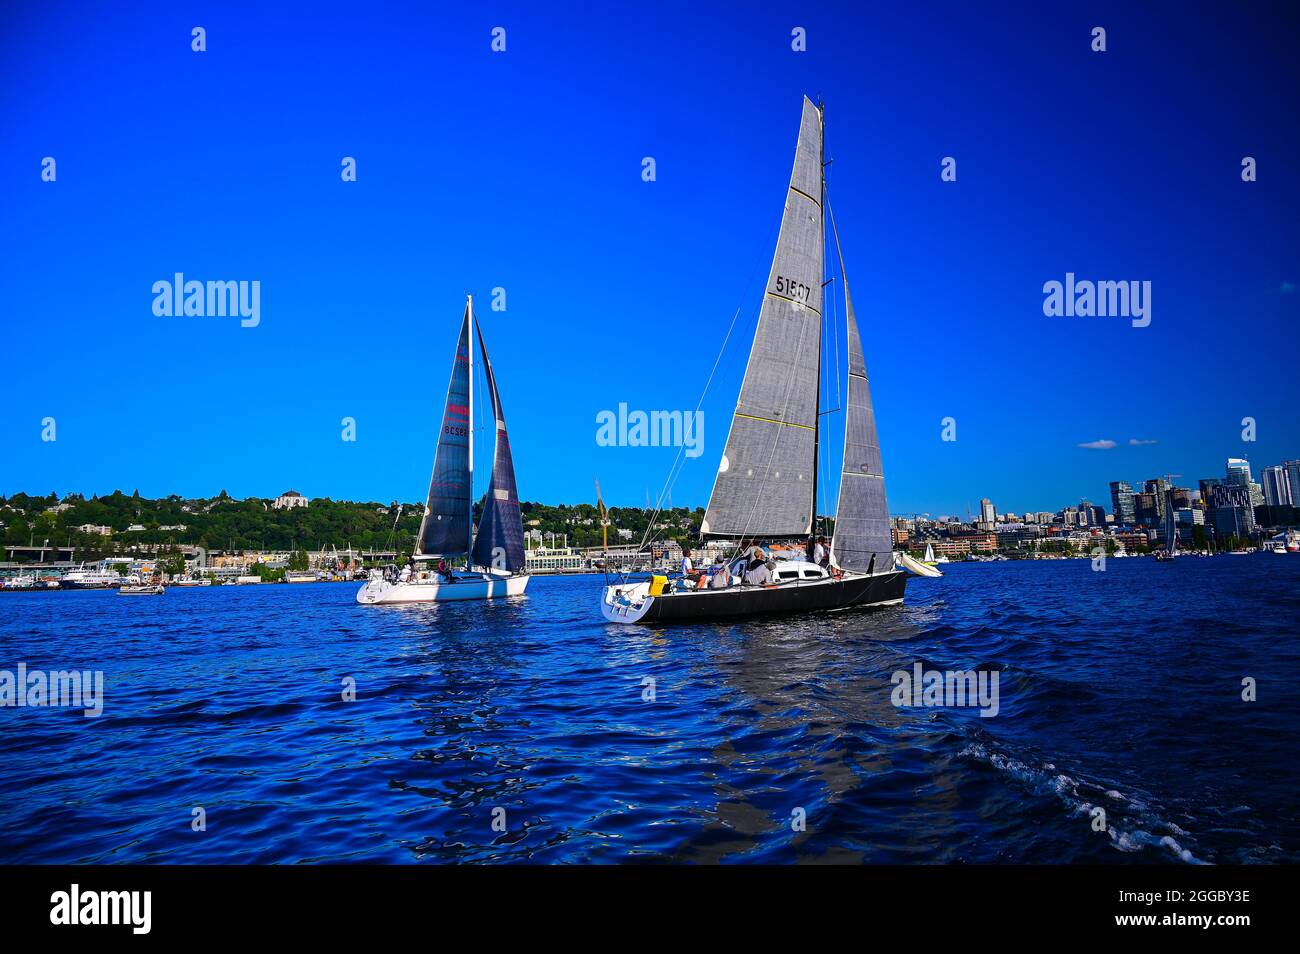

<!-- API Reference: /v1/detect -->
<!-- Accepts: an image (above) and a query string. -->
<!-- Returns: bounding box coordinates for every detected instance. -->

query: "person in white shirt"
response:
[680,547,706,589]
[813,538,827,566]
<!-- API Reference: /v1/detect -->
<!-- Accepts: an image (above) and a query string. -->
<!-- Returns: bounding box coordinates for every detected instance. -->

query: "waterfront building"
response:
[524,545,583,573]
[1112,530,1148,553]
[1109,480,1136,525]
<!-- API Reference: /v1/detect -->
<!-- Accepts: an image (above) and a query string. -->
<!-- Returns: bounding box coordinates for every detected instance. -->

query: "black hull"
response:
[638,570,907,623]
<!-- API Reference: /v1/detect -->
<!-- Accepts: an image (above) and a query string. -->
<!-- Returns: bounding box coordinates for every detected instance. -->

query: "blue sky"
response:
[2,1,1297,517]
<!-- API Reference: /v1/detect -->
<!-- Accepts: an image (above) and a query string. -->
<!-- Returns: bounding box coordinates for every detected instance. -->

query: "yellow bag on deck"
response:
[648,575,667,596]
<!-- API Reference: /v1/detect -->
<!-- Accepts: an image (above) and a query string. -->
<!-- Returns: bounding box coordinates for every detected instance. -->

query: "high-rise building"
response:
[1109,480,1136,525]
[1284,461,1300,504]
[1134,492,1159,527]
[1225,458,1252,486]
[1199,477,1221,503]
[1079,499,1106,527]
[1210,483,1255,538]
[1262,465,1293,506]
[979,498,996,526]
[1169,486,1193,509]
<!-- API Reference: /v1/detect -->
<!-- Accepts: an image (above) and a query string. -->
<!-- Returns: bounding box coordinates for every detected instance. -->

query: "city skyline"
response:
[6,446,1298,522]
[3,4,1297,516]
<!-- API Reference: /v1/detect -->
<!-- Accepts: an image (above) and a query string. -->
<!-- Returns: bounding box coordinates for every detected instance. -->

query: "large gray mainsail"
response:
[828,201,894,573]
[702,96,824,539]
[416,304,473,557]
[470,321,526,573]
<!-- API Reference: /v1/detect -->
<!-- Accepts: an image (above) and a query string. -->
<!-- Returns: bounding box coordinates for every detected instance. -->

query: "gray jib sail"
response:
[470,323,526,573]
[416,305,473,557]
[828,201,894,573]
[702,96,824,539]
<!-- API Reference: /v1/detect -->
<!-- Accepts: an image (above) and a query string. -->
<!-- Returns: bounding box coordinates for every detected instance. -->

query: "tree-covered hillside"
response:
[0,491,704,558]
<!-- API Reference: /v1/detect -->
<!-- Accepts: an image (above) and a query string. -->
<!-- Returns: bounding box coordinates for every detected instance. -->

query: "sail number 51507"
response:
[774,275,812,302]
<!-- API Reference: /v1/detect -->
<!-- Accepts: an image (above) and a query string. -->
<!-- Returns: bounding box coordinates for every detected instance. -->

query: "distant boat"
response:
[1154,495,1178,561]
[921,542,949,565]
[2,573,37,591]
[357,296,530,605]
[600,97,909,624]
[119,584,165,596]
[173,577,211,586]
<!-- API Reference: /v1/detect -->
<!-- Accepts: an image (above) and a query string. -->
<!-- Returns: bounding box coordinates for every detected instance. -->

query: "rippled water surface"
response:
[2,558,1297,864]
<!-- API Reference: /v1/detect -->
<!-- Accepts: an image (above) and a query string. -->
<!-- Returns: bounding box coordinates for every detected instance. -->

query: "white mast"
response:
[466,294,475,564]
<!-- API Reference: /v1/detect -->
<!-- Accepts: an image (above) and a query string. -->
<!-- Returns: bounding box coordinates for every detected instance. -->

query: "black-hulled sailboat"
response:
[601,96,909,623]
[357,296,530,604]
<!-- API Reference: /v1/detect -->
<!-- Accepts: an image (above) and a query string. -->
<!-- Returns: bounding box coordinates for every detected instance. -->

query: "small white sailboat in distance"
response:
[357,296,530,605]
[1154,493,1179,561]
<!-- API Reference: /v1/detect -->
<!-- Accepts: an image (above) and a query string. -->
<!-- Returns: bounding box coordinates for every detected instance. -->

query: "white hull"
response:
[356,572,530,605]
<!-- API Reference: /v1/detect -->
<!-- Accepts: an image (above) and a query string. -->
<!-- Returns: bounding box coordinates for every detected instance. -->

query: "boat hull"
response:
[600,569,907,624]
[356,573,530,605]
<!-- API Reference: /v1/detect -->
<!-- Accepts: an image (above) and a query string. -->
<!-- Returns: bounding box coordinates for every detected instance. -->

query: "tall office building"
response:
[1262,465,1293,506]
[1284,461,1300,504]
[1225,458,1252,486]
[1144,477,1170,499]
[1210,483,1255,538]
[1134,491,1159,527]
[1109,480,1136,525]
[979,498,996,526]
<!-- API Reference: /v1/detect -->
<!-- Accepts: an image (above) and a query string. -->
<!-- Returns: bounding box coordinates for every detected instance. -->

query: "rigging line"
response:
[625,300,745,581]
[627,213,782,578]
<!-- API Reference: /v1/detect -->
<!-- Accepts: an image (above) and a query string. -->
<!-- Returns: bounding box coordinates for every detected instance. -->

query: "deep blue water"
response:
[1,557,1297,864]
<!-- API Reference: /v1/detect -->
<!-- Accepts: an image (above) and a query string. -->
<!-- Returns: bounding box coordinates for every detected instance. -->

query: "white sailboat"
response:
[600,97,912,624]
[357,296,530,605]
[1154,493,1178,561]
